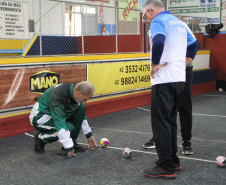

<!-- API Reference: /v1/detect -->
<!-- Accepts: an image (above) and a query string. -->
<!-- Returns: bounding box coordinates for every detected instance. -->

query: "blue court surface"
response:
[1,91,226,184]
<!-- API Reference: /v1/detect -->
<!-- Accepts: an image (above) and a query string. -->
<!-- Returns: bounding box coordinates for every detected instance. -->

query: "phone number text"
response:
[119,64,150,73]
[115,75,150,85]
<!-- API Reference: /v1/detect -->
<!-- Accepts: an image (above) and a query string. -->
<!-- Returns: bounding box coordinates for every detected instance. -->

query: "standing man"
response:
[143,17,201,155]
[29,81,97,156]
[188,17,201,33]
[142,0,198,179]
[178,20,201,154]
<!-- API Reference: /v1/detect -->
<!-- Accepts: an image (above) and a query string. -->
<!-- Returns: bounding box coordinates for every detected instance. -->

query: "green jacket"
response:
[37,83,92,151]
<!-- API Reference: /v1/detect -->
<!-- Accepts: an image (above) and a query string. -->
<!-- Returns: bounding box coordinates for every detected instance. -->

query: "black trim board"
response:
[192,69,217,85]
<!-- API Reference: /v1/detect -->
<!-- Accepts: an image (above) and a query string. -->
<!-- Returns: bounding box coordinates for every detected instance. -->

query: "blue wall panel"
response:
[26,36,79,56]
[192,69,217,85]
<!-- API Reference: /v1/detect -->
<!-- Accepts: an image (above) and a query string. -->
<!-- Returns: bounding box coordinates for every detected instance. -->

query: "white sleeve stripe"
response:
[37,124,55,130]
[29,108,39,125]
[40,132,58,139]
[37,114,52,125]
[29,102,40,125]
[58,129,73,149]
[187,39,196,46]
[81,120,92,136]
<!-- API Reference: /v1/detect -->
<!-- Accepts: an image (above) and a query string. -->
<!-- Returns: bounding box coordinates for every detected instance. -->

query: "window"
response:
[65,5,80,13]
[65,5,96,36]
[83,7,96,14]
[65,13,81,36]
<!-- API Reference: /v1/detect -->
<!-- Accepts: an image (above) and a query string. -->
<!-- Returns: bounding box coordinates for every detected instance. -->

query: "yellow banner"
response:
[119,0,139,21]
[88,61,151,95]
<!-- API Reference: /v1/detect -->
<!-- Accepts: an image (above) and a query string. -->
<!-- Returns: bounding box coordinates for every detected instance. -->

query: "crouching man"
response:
[29,81,97,156]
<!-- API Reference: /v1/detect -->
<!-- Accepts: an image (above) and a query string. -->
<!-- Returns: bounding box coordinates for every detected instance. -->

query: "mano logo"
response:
[30,70,60,94]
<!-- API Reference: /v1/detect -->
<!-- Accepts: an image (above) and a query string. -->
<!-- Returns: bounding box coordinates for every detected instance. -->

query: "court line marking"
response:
[193,113,226,118]
[78,142,215,164]
[92,127,151,135]
[137,107,226,118]
[25,133,34,137]
[91,127,226,144]
[201,94,226,97]
[25,133,215,164]
[137,107,151,111]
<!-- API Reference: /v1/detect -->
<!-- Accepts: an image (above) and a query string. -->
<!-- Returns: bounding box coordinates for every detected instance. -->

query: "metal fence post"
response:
[116,8,118,54]
[145,24,148,53]
[39,0,42,56]
[23,0,25,50]
[82,3,84,55]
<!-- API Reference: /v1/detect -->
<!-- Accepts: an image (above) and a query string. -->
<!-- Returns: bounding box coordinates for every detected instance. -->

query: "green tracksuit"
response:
[29,83,92,152]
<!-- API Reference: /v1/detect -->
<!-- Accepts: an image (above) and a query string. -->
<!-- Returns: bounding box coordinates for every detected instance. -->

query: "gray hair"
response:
[142,0,164,10]
[74,81,95,95]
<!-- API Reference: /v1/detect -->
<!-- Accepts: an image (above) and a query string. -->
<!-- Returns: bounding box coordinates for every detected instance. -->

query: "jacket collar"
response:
[156,11,170,18]
[70,83,77,103]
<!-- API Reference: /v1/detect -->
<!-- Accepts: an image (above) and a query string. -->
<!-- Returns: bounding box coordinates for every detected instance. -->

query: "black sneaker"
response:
[154,162,181,172]
[143,138,155,149]
[73,142,85,152]
[144,166,176,179]
[175,163,181,171]
[61,142,85,152]
[182,140,193,155]
[61,146,68,152]
[34,132,45,154]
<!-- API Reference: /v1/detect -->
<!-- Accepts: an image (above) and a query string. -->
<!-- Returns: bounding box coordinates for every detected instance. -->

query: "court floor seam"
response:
[90,127,226,144]
[137,107,226,118]
[24,132,216,164]
[201,94,226,97]
[78,142,216,164]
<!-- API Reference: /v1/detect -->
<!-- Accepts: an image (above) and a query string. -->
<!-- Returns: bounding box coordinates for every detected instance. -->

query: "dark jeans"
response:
[151,82,185,172]
[178,66,193,141]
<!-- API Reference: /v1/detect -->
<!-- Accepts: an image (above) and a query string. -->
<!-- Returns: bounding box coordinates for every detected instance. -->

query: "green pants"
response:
[31,104,86,144]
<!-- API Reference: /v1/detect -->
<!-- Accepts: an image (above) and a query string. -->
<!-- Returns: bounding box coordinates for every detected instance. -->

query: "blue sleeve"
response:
[151,19,166,38]
[186,40,200,59]
[152,35,165,65]
[187,26,196,46]
[151,19,166,65]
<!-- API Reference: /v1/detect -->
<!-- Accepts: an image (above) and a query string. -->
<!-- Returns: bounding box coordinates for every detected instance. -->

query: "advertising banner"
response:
[0,1,29,39]
[0,60,151,111]
[0,65,87,110]
[221,1,226,28]
[119,0,139,21]
[168,0,221,27]
[88,61,151,95]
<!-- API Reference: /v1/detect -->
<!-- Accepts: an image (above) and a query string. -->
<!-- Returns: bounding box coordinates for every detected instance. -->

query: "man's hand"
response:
[186,57,193,67]
[88,136,97,150]
[151,63,168,79]
[68,149,74,156]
